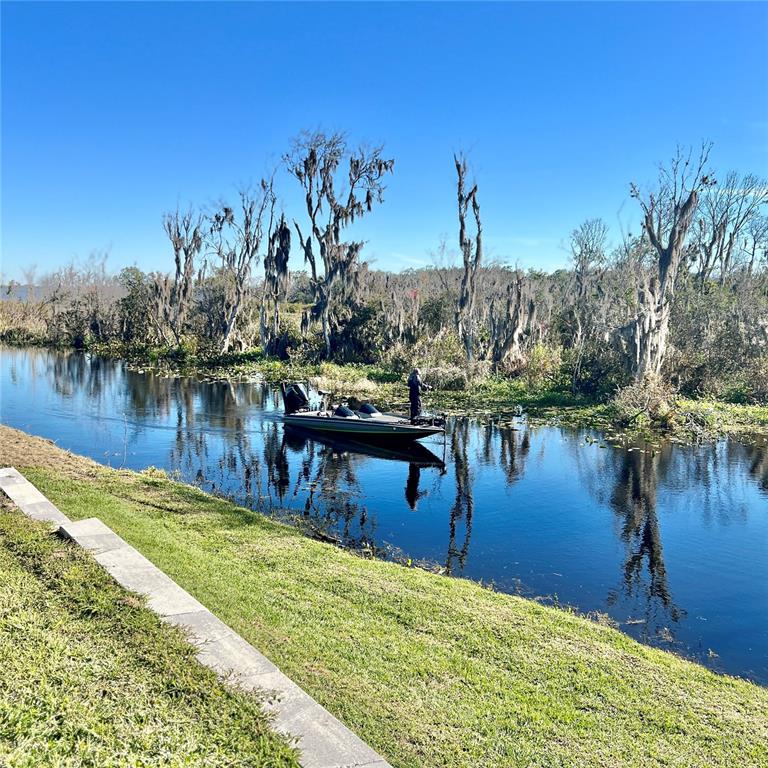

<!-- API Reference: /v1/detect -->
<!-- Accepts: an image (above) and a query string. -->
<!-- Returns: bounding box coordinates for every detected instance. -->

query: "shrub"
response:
[425,366,469,391]
[611,374,676,427]
[383,329,466,374]
[524,343,564,390]
[717,355,768,404]
[470,359,493,382]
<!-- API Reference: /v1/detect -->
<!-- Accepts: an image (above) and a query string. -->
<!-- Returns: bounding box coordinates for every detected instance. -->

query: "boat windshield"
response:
[334,405,357,418]
[358,403,379,415]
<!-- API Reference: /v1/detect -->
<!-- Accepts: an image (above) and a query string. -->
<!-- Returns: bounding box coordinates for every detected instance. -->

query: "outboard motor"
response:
[281,382,310,414]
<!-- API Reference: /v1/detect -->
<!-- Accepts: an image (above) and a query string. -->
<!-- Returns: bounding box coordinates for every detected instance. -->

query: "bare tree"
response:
[34,252,122,345]
[624,145,715,381]
[153,209,204,346]
[208,182,274,353]
[744,215,768,277]
[285,130,394,358]
[260,207,292,354]
[489,270,536,368]
[694,171,768,285]
[568,218,609,387]
[21,264,37,305]
[454,154,482,364]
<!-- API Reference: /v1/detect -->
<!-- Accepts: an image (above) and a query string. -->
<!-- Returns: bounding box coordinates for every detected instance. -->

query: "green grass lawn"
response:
[0,504,300,768]
[3,427,765,768]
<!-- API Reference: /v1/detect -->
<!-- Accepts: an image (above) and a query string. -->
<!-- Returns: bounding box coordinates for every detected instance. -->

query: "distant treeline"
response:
[2,133,767,403]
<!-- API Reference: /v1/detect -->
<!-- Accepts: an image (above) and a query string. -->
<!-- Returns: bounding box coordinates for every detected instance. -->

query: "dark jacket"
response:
[407,371,425,397]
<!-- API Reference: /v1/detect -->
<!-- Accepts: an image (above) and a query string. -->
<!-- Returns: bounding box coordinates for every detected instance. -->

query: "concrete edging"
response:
[0,466,392,768]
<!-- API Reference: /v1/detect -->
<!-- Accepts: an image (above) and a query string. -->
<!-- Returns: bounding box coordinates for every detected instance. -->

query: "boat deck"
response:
[283,410,444,441]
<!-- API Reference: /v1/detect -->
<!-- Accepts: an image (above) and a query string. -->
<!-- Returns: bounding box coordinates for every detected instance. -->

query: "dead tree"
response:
[569,219,608,345]
[285,131,394,359]
[455,154,482,364]
[21,265,37,305]
[153,210,204,346]
[260,209,292,354]
[624,145,715,382]
[744,215,768,277]
[568,218,609,387]
[489,271,536,369]
[208,182,274,354]
[694,171,768,286]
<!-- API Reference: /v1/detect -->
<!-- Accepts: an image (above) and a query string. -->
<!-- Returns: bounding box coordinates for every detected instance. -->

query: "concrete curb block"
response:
[0,467,70,524]
[0,468,392,768]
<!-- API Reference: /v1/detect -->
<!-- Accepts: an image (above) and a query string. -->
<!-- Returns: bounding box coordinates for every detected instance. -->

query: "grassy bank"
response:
[0,495,299,766]
[1,425,766,768]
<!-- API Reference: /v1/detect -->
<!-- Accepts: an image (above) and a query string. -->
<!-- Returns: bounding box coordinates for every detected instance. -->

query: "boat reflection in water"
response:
[283,425,447,513]
[283,426,447,468]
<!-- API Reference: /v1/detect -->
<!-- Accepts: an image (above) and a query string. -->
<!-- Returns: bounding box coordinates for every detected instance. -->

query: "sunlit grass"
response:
[0,504,299,768]
[4,425,765,768]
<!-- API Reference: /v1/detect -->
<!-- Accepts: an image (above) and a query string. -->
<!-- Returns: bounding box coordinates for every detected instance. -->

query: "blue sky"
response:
[2,1,767,281]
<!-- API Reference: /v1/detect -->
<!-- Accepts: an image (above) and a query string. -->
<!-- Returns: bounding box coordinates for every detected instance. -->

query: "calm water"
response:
[1,346,766,683]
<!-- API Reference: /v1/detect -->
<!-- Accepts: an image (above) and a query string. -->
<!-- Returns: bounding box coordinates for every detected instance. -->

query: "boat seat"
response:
[334,405,358,418]
[357,403,382,419]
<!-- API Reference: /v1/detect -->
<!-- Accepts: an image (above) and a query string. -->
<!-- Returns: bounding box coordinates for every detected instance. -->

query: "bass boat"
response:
[280,383,445,442]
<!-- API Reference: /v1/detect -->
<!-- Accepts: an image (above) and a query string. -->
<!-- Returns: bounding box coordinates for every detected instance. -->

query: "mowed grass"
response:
[0,504,300,768]
[2,426,767,768]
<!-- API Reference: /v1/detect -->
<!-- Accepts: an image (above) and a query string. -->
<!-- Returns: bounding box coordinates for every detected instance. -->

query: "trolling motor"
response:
[281,382,310,414]
[411,412,446,428]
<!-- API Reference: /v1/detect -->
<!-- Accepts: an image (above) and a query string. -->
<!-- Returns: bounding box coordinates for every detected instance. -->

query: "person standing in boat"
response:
[407,367,430,421]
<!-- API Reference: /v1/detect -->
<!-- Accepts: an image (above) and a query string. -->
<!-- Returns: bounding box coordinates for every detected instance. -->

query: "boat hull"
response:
[283,413,443,441]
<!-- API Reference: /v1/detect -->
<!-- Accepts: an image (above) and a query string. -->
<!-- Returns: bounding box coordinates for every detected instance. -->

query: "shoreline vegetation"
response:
[0,425,766,767]
[4,336,768,439]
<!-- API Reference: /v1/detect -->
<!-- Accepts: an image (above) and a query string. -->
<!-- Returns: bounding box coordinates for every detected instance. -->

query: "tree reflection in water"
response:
[446,418,473,574]
[157,377,271,508]
[744,436,768,492]
[263,422,289,504]
[499,422,530,484]
[445,419,530,575]
[608,444,683,639]
[15,347,120,413]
